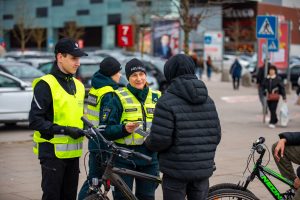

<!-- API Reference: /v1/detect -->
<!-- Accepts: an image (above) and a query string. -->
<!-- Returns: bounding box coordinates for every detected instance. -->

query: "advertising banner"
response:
[203,31,224,61]
[117,24,133,47]
[152,20,180,59]
[139,28,152,54]
[258,22,289,69]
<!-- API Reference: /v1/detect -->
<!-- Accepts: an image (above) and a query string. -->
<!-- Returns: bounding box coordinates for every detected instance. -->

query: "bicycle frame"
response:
[81,117,161,200]
[243,145,295,200]
[95,149,162,200]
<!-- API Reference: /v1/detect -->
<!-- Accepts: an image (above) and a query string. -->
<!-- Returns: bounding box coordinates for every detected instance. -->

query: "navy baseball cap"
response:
[55,38,88,57]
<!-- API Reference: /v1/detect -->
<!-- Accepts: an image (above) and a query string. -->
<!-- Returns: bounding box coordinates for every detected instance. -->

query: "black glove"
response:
[64,126,85,139]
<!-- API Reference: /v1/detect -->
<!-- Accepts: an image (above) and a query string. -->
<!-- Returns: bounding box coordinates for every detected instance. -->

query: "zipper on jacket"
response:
[140,102,147,131]
[66,77,76,98]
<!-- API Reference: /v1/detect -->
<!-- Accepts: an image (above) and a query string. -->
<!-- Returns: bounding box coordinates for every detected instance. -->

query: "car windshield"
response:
[79,64,99,78]
[4,64,44,79]
[39,62,53,74]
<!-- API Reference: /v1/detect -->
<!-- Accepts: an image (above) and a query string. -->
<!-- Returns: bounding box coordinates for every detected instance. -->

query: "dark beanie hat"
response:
[99,56,122,77]
[125,58,146,80]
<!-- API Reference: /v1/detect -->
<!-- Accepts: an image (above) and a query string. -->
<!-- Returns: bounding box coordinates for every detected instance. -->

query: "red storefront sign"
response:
[258,22,289,69]
[117,25,133,47]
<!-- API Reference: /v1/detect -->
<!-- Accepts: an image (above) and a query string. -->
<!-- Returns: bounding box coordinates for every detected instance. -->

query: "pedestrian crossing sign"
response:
[256,16,278,39]
[267,39,279,52]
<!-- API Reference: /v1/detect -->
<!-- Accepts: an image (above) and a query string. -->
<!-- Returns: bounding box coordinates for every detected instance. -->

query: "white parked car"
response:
[0,71,33,126]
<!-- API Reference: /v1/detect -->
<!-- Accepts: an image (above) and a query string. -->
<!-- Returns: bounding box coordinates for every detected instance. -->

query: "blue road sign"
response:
[256,16,278,39]
[204,36,212,44]
[267,39,279,52]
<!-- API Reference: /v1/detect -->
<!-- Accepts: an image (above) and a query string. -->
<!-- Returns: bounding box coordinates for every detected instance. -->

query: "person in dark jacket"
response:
[145,54,222,200]
[102,58,161,200]
[78,57,122,200]
[206,55,213,80]
[229,58,242,90]
[272,132,300,199]
[256,62,271,114]
[29,38,87,200]
[261,65,286,128]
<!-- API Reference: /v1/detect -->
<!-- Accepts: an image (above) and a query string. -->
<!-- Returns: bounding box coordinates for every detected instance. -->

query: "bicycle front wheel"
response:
[207,188,259,200]
[209,183,255,196]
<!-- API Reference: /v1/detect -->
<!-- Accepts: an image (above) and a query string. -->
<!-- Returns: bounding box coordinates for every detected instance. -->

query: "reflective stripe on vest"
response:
[86,86,115,126]
[114,87,160,145]
[32,74,85,158]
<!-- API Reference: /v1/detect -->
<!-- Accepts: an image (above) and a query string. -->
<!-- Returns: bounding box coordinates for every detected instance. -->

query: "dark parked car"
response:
[289,63,300,88]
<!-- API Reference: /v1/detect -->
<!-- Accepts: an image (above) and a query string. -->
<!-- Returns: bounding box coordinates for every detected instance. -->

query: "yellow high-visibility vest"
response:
[32,74,85,158]
[114,87,160,145]
[86,86,115,126]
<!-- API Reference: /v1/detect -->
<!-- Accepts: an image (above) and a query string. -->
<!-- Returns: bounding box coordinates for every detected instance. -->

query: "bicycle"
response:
[207,137,296,200]
[80,117,162,200]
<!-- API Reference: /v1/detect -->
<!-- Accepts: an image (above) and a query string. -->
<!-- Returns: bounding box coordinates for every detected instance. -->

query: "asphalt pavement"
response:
[0,73,300,200]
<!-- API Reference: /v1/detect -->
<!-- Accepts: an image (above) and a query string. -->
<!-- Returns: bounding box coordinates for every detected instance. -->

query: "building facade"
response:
[0,0,175,50]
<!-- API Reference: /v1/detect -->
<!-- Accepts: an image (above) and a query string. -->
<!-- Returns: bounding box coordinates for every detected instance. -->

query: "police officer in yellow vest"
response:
[102,58,161,200]
[29,38,87,200]
[78,57,122,200]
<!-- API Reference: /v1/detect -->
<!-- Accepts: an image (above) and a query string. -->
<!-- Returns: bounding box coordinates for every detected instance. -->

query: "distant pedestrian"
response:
[261,65,286,128]
[190,52,203,79]
[229,58,242,90]
[206,56,213,80]
[256,62,271,114]
[197,56,204,80]
[145,54,221,200]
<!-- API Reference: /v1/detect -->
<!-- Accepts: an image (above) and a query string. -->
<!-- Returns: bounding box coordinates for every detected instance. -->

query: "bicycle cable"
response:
[244,150,255,175]
[251,144,270,167]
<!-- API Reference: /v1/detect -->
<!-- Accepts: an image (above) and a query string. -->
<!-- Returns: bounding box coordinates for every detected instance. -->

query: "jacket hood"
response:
[91,70,118,89]
[167,74,208,104]
[164,54,195,83]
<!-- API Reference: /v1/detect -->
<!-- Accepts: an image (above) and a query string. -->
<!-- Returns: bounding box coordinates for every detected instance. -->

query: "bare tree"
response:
[160,0,251,54]
[12,0,34,51]
[134,0,153,57]
[59,22,85,41]
[32,28,46,50]
[172,0,222,54]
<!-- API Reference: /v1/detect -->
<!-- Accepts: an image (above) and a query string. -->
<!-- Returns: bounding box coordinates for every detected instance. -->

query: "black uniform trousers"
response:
[267,100,279,124]
[162,174,209,200]
[40,157,80,200]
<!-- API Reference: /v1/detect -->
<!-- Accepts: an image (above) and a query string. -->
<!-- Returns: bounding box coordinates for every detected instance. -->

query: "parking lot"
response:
[0,73,300,199]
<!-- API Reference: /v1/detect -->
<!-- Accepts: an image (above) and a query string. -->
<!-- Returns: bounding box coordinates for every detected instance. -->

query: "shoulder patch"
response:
[86,94,98,106]
[101,108,111,122]
[152,93,159,103]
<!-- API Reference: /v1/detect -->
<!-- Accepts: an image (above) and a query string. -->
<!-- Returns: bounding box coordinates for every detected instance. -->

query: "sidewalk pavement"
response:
[0,73,299,199]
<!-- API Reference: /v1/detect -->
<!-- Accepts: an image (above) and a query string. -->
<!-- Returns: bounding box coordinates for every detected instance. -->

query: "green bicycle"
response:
[207,137,296,200]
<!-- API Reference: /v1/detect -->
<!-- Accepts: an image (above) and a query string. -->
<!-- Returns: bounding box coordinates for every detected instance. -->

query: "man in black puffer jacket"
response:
[145,54,221,200]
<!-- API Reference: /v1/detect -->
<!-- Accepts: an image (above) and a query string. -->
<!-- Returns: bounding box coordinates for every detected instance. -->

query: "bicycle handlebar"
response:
[81,116,152,163]
[253,137,265,147]
[133,151,152,163]
[81,116,94,128]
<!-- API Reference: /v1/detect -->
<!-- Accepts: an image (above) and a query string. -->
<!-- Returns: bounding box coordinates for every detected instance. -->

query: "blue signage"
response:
[267,39,279,52]
[256,16,278,39]
[204,36,212,44]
